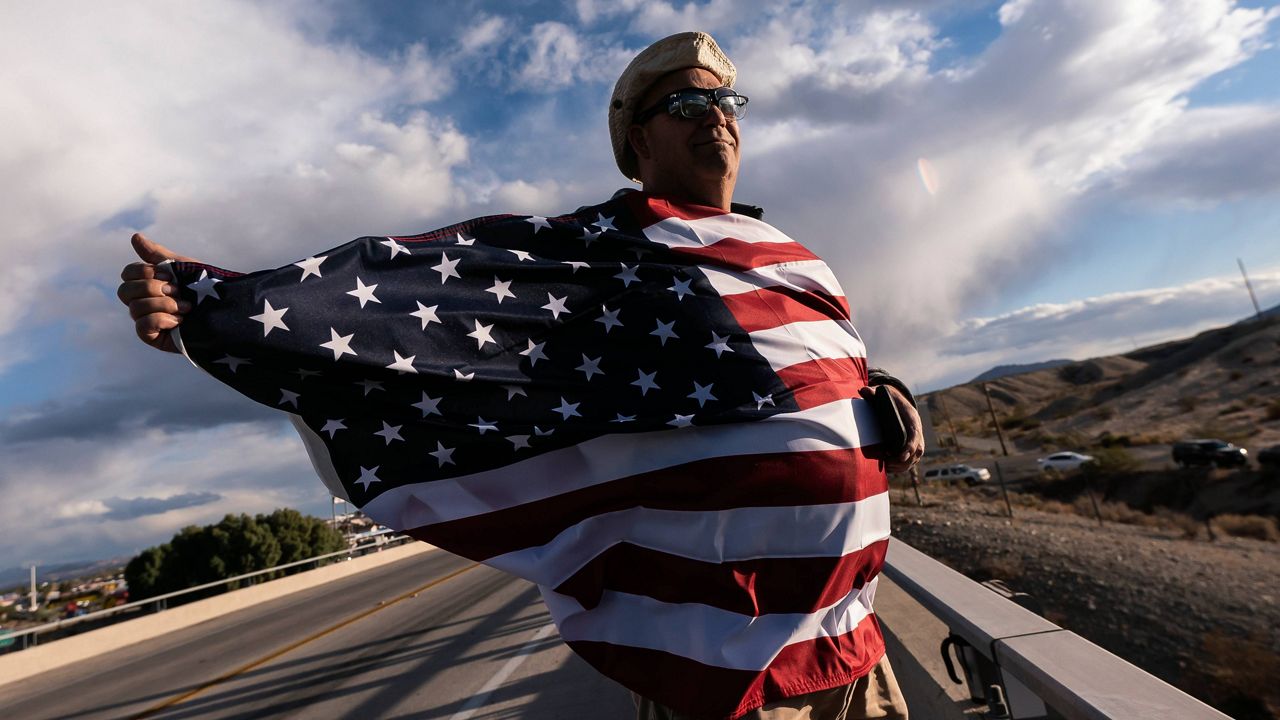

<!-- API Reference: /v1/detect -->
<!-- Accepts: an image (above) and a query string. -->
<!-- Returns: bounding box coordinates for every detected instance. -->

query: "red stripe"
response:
[774,357,869,410]
[554,539,888,615]
[404,448,887,562]
[721,286,851,332]
[625,192,731,227]
[568,613,885,720]
[667,236,819,272]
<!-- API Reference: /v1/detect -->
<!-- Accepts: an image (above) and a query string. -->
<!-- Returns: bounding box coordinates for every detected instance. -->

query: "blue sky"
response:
[2,0,1279,569]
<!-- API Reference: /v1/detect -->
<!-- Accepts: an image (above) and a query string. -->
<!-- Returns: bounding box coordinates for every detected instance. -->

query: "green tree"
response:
[124,544,170,600]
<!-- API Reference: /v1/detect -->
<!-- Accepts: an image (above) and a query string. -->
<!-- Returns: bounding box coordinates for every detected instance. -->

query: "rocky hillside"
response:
[925,314,1280,453]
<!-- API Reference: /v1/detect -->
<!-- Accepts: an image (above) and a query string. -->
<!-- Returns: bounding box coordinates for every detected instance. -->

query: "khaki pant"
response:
[633,653,909,720]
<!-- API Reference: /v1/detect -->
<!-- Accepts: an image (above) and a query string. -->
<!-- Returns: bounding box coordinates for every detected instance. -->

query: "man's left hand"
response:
[875,386,923,474]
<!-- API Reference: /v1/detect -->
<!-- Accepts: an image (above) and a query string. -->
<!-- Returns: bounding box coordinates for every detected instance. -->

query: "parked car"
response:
[1255,444,1280,469]
[1172,439,1248,468]
[1037,451,1096,473]
[923,464,991,486]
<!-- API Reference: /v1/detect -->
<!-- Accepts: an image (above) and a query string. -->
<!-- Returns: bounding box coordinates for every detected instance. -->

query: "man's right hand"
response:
[117,233,200,354]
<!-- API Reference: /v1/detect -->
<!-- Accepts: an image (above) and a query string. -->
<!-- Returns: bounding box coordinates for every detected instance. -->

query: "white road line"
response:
[449,622,557,720]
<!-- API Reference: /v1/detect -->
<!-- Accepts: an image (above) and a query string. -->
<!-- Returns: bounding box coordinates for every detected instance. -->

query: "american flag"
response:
[169,191,891,719]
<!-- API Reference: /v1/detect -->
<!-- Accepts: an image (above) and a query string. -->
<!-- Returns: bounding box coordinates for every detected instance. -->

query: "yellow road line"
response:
[132,562,481,719]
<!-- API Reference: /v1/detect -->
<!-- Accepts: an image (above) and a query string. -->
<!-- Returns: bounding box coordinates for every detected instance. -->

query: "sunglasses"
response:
[633,87,749,125]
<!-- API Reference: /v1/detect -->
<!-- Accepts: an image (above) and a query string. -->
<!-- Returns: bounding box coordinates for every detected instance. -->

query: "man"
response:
[119,31,918,720]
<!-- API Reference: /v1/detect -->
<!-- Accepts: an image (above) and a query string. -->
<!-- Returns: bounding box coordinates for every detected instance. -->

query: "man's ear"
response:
[627,125,651,161]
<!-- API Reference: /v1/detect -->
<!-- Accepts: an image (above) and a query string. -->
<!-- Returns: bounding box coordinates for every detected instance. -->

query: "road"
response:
[0,549,633,719]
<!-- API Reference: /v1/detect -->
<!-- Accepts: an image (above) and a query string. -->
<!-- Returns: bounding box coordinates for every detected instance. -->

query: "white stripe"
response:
[700,261,847,300]
[542,576,880,671]
[643,214,796,249]
[354,399,881,528]
[449,622,557,720]
[486,494,890,588]
[748,319,868,372]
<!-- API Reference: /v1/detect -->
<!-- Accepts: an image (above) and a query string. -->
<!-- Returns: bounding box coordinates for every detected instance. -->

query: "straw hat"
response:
[608,31,736,183]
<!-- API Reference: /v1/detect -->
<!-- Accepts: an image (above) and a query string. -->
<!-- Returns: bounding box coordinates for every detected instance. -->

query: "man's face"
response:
[630,67,741,194]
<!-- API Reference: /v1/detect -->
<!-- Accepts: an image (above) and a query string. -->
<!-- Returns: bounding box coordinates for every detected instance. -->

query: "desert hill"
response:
[924,313,1280,453]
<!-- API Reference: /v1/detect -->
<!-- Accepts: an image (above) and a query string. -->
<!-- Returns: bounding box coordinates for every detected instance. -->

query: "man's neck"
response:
[640,178,733,212]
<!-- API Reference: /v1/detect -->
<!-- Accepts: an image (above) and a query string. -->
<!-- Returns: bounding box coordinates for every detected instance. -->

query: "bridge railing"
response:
[882,538,1229,719]
[1,529,410,653]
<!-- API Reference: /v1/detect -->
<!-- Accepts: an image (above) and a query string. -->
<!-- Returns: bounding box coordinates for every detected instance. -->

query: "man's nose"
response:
[700,103,730,127]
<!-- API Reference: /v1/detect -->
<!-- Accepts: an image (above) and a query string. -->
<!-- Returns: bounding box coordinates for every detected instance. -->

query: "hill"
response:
[924,314,1280,453]
[971,358,1073,383]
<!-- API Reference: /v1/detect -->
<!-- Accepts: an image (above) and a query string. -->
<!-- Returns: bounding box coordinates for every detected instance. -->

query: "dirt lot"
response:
[889,486,1280,719]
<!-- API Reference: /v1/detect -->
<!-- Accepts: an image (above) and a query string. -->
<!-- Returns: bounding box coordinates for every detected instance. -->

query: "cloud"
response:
[55,492,222,522]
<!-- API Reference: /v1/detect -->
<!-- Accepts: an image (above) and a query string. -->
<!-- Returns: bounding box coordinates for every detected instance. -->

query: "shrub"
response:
[1177,396,1198,413]
[1265,400,1280,422]
[1228,370,1244,381]
[1211,514,1280,542]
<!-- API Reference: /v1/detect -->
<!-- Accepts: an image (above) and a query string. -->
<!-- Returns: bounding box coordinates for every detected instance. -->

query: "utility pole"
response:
[981,382,1010,456]
[1238,258,1262,320]
[29,565,37,613]
[936,392,961,451]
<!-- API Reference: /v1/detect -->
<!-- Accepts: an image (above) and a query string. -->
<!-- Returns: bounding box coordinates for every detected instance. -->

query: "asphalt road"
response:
[0,549,634,719]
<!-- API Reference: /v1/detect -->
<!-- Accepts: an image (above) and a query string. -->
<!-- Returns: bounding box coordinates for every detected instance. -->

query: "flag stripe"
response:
[699,262,847,303]
[360,398,882,528]
[776,357,870,410]
[747,320,867,373]
[552,538,890,616]
[626,194,733,227]
[567,614,885,720]
[543,578,879,671]
[720,285,851,332]
[404,447,887,561]
[666,237,821,271]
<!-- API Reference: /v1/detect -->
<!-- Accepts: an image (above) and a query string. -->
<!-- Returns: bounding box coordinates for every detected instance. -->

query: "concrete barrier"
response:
[0,542,437,688]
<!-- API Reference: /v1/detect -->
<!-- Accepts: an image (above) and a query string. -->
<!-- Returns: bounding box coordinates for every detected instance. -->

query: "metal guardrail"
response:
[3,530,409,652]
[882,538,1229,719]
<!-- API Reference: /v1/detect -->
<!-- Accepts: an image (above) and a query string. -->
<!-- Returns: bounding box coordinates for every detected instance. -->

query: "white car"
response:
[922,464,991,486]
[1037,451,1095,473]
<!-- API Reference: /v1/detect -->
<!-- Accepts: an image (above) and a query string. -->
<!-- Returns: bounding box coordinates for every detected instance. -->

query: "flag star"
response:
[503,385,528,400]
[347,277,381,308]
[669,278,694,301]
[520,340,548,366]
[615,263,640,287]
[632,369,660,396]
[467,319,497,349]
[508,248,535,262]
[320,328,357,360]
[507,434,531,450]
[432,252,462,284]
[651,319,679,345]
[706,332,734,358]
[470,417,498,435]
[579,227,601,247]
[374,421,404,445]
[688,382,717,408]
[455,232,475,246]
[355,379,384,396]
[533,426,555,437]
[553,397,581,420]
[278,389,300,408]
[294,368,321,381]
[541,293,570,320]
[412,392,442,417]
[320,419,346,438]
[753,391,776,410]
[249,299,289,336]
[563,260,590,272]
[576,354,604,381]
[410,301,441,330]
[453,368,476,381]
[485,277,516,304]
[294,255,326,281]
[380,237,410,258]
[596,306,623,333]
[668,414,695,428]
[593,213,616,232]
[386,351,418,374]
[527,215,552,233]
[215,355,250,373]
[430,442,455,467]
[189,271,222,304]
[612,413,637,423]
[355,466,381,490]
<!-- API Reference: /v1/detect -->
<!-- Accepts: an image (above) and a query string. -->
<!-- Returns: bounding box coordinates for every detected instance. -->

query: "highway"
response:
[0,549,634,719]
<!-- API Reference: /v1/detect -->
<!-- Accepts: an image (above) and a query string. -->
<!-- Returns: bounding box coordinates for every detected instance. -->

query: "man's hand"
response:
[117,233,200,354]
[861,385,925,474]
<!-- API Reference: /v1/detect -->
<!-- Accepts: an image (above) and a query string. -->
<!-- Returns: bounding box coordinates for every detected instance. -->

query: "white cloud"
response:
[460,14,511,56]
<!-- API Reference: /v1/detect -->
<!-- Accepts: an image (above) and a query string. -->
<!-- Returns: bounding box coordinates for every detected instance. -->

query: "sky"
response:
[2,0,1279,570]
